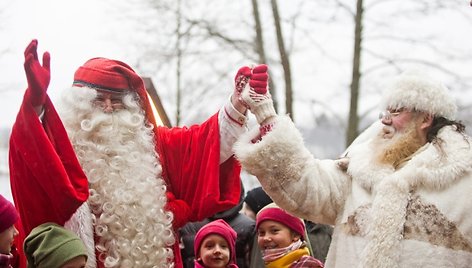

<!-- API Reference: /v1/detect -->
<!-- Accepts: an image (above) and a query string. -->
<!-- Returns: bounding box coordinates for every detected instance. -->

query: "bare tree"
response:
[251,0,278,112]
[324,0,472,146]
[175,0,183,126]
[346,0,364,145]
[270,0,294,119]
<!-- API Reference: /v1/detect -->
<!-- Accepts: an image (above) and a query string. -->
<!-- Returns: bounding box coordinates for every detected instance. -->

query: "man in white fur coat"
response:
[234,68,472,268]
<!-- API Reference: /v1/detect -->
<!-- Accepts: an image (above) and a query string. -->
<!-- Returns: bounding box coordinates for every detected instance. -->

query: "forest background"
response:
[1,0,472,199]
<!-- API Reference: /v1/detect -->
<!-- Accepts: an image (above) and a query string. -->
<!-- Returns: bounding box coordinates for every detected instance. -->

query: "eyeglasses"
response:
[378,109,404,121]
[93,91,127,112]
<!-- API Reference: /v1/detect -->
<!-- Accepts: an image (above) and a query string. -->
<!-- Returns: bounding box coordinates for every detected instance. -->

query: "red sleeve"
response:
[157,112,241,226]
[9,95,89,267]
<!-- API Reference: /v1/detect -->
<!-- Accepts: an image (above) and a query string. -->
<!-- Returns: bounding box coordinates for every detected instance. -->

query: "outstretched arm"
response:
[10,39,89,268]
[234,65,349,224]
[219,66,254,163]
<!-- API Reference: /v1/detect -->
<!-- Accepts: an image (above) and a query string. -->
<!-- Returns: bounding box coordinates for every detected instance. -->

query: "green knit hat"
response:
[24,223,88,268]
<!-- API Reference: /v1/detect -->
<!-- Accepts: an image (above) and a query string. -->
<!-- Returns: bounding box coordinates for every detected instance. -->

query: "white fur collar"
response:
[347,125,472,192]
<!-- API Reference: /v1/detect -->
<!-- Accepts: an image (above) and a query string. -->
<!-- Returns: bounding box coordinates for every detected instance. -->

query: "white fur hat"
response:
[380,70,457,120]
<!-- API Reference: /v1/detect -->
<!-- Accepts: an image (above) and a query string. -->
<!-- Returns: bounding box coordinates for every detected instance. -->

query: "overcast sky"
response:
[0,0,137,129]
[1,0,472,199]
[2,0,471,131]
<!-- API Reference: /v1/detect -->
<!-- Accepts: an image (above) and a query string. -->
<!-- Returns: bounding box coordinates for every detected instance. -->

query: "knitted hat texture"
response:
[0,194,18,233]
[194,219,237,265]
[256,203,306,239]
[24,223,87,268]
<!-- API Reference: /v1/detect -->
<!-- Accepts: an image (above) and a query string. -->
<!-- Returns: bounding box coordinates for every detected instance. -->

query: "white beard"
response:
[58,87,175,268]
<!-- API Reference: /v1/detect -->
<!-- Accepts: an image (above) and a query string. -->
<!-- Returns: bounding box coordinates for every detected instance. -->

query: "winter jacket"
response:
[234,115,472,268]
[0,253,13,268]
[304,221,332,263]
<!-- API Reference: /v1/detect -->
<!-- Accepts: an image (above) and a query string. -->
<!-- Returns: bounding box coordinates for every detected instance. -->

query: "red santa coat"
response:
[9,96,241,268]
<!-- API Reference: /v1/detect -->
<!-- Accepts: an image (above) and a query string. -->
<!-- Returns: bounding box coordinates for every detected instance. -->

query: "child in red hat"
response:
[0,194,19,268]
[194,219,238,268]
[256,203,324,268]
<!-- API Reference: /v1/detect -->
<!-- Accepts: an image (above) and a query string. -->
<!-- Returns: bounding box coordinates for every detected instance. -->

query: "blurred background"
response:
[1,0,472,200]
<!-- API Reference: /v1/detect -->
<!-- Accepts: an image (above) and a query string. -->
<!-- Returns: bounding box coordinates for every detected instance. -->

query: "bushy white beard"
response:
[57,87,175,268]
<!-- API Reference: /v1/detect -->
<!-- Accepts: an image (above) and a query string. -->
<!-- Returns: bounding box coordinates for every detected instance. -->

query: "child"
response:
[23,223,88,268]
[256,203,324,268]
[0,194,19,268]
[194,219,238,268]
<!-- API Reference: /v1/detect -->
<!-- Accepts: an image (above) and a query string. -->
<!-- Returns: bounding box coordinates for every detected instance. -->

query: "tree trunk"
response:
[346,0,363,146]
[175,0,182,126]
[251,0,278,112]
[270,0,293,119]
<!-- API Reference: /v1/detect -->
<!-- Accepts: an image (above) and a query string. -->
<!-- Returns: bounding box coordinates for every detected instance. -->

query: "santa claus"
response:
[9,39,268,268]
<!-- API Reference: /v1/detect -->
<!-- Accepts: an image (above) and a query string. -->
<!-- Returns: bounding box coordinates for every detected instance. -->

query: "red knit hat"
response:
[256,203,305,239]
[194,219,237,265]
[0,194,19,233]
[73,57,158,129]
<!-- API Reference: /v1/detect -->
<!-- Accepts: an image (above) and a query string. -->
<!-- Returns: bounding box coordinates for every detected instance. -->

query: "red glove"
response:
[233,66,252,102]
[249,64,269,94]
[24,39,51,107]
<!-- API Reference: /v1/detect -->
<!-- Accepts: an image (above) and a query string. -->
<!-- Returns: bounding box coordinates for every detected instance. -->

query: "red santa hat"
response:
[0,194,19,233]
[256,203,306,240]
[72,57,158,129]
[380,69,457,120]
[194,219,237,266]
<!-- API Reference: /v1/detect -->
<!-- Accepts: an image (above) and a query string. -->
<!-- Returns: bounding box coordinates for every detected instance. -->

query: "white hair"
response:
[57,87,175,268]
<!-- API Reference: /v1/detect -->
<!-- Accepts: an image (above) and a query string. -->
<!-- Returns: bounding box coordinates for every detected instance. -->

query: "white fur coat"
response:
[234,115,472,268]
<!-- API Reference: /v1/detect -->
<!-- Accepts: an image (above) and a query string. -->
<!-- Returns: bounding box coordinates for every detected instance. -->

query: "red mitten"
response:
[24,39,51,107]
[249,64,268,94]
[233,66,252,102]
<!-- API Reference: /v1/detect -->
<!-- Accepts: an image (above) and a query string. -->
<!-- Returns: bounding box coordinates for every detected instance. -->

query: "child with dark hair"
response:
[242,187,273,220]
[194,219,238,268]
[0,194,19,268]
[256,203,324,268]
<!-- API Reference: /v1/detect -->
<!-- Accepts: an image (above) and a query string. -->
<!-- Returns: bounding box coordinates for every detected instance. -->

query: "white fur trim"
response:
[234,115,348,224]
[234,115,307,183]
[380,70,457,120]
[65,202,97,268]
[347,125,472,267]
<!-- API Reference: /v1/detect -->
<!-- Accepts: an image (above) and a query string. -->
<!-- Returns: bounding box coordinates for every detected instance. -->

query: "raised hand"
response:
[24,39,51,107]
[231,66,252,113]
[241,64,276,125]
[249,64,269,94]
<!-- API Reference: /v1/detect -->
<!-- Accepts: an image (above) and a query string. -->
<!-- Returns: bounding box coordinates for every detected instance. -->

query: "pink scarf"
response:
[262,240,304,263]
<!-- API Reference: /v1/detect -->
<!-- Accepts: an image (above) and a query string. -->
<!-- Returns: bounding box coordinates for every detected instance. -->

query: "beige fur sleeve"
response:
[234,115,350,225]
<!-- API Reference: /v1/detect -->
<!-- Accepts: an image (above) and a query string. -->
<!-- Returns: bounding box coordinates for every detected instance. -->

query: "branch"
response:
[185,18,257,62]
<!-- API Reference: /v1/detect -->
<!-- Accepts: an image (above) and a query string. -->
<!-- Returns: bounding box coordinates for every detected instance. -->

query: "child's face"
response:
[198,234,231,268]
[257,220,301,250]
[0,225,19,254]
[59,255,87,268]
